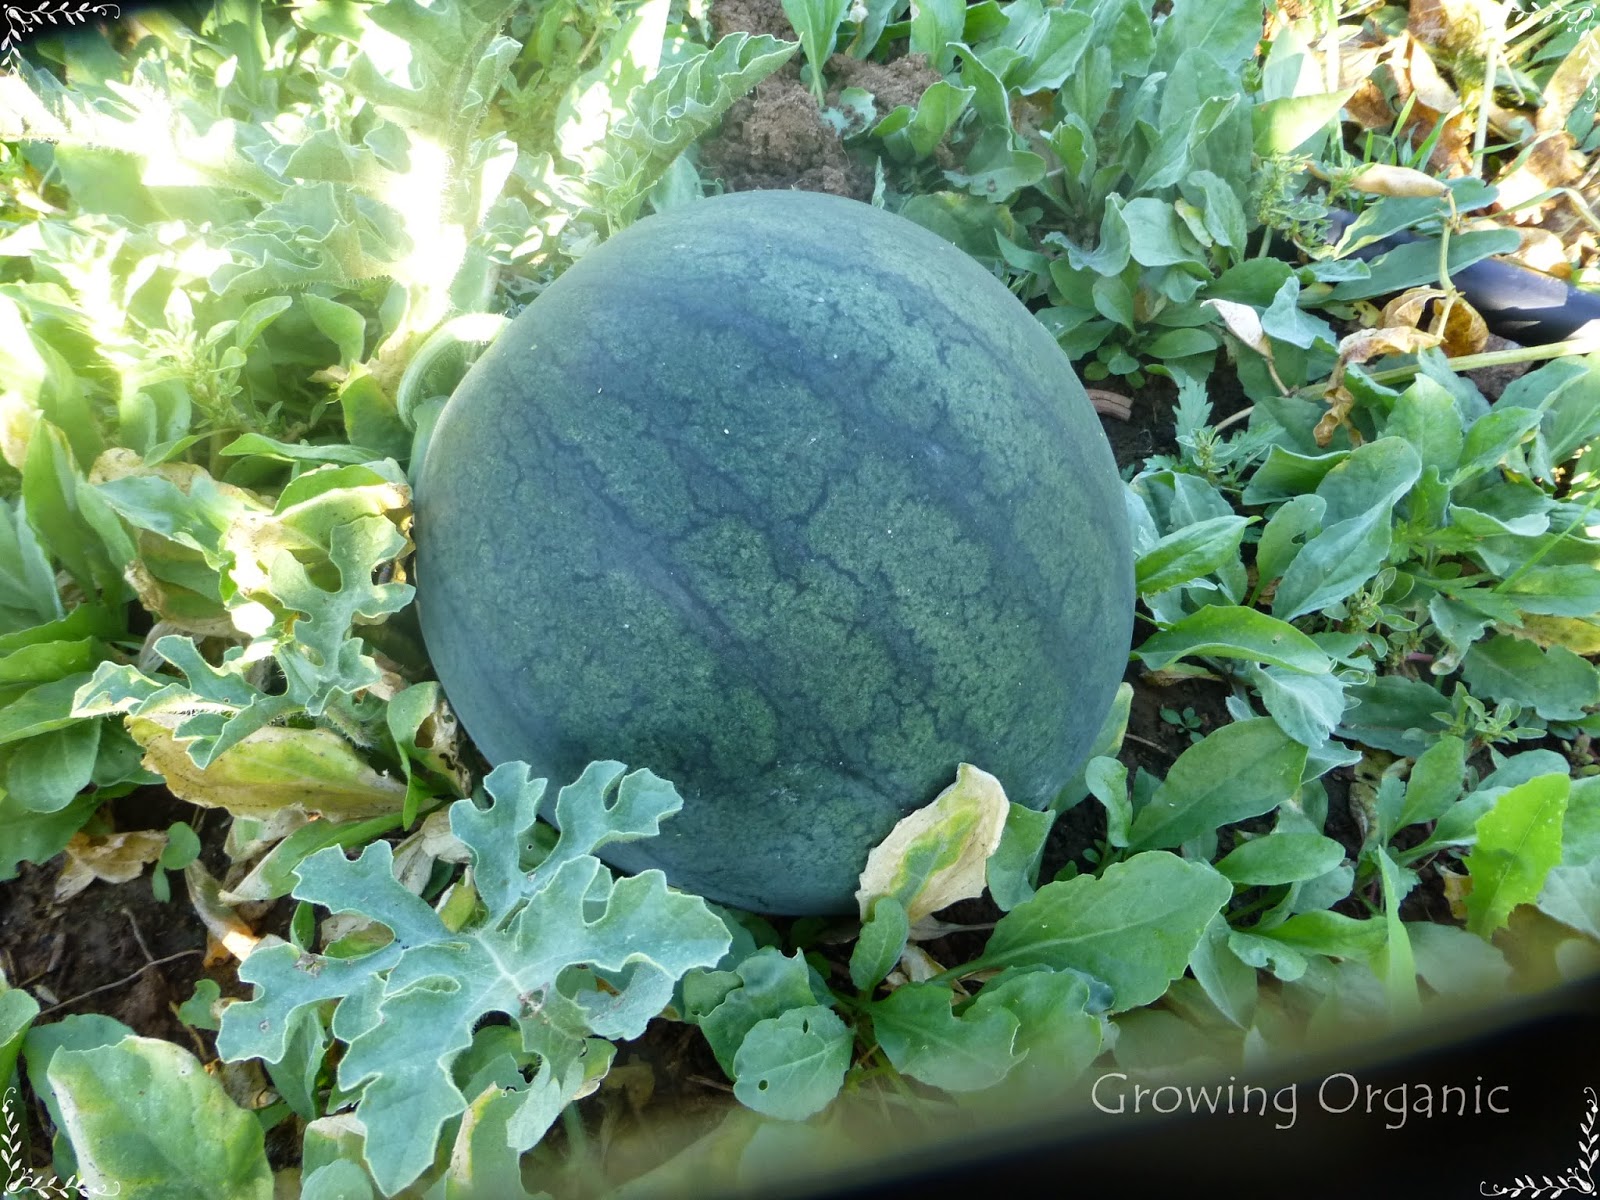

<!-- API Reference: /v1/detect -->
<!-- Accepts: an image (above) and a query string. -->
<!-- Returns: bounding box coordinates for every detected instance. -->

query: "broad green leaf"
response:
[1254,666,1347,748]
[1188,914,1257,1028]
[1127,719,1307,851]
[1465,773,1570,938]
[1454,406,1546,486]
[220,812,406,903]
[1122,197,1206,269]
[1271,509,1391,622]
[1328,229,1524,301]
[302,294,366,370]
[0,982,39,1087]
[301,1160,376,1200]
[1215,833,1345,886]
[974,967,1103,1098]
[1254,494,1326,586]
[1536,776,1600,939]
[5,718,100,812]
[1241,446,1349,504]
[870,981,1020,1091]
[49,1036,272,1200]
[216,762,730,1195]
[1460,635,1600,721]
[732,1006,852,1119]
[1156,0,1264,68]
[980,852,1233,1010]
[0,674,94,745]
[1316,438,1422,525]
[219,434,379,466]
[877,80,976,162]
[691,947,822,1075]
[1253,89,1354,154]
[0,789,100,881]
[1134,514,1250,595]
[1396,735,1466,829]
[1253,909,1387,962]
[909,0,965,73]
[854,762,1008,923]
[986,802,1055,911]
[1337,675,1449,757]
[1497,565,1600,618]
[1011,7,1095,93]
[850,896,910,992]
[1385,376,1465,475]
[1136,606,1329,673]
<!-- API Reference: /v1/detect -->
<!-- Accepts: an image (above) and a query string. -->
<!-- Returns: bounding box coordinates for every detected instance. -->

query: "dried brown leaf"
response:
[1337,325,1445,366]
[54,829,168,901]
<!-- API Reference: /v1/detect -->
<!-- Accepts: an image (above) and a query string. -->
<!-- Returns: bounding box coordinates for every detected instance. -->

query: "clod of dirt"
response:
[825,52,943,115]
[708,0,793,44]
[698,75,872,199]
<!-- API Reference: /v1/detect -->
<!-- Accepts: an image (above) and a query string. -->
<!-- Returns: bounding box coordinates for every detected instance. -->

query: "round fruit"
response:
[413,189,1133,914]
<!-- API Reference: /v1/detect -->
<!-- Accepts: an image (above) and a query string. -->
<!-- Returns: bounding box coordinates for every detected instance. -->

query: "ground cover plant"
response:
[0,0,1598,1195]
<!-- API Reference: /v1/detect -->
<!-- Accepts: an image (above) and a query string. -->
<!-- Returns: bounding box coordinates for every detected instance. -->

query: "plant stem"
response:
[1352,337,1600,388]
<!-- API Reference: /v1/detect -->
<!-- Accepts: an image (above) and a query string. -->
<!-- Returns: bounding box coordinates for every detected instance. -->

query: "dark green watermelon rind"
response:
[415,190,1133,914]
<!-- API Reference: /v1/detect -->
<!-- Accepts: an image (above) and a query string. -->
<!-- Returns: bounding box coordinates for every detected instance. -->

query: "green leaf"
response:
[1385,376,1464,475]
[221,812,406,903]
[1454,406,1546,486]
[1253,89,1355,155]
[1215,833,1345,886]
[909,0,965,73]
[1156,0,1264,68]
[1373,845,1420,1016]
[1461,635,1600,721]
[5,718,101,812]
[980,852,1233,1010]
[49,1036,272,1200]
[0,982,40,1087]
[1329,229,1524,301]
[986,802,1055,911]
[1254,666,1347,748]
[0,789,99,881]
[850,896,909,992]
[1271,509,1391,622]
[732,1006,852,1119]
[1137,607,1330,673]
[691,947,822,1076]
[877,80,976,162]
[973,967,1103,1097]
[1188,914,1257,1028]
[1465,773,1570,938]
[1253,909,1387,962]
[1127,719,1307,851]
[1337,675,1449,757]
[177,980,223,1032]
[1396,735,1466,829]
[781,0,852,99]
[1011,7,1095,93]
[216,761,730,1195]
[870,981,1020,1091]
[591,33,799,222]
[302,294,367,370]
[1134,514,1250,595]
[1086,756,1131,848]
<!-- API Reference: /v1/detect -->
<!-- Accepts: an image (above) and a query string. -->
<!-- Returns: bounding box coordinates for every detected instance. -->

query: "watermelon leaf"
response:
[215,760,731,1195]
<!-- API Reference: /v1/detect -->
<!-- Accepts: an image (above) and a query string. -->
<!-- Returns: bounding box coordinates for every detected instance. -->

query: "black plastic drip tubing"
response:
[1317,208,1600,346]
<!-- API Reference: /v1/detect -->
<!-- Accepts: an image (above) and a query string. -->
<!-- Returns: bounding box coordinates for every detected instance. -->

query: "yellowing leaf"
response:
[1336,325,1445,366]
[1343,162,1451,199]
[1511,615,1600,656]
[55,828,168,901]
[1202,298,1273,358]
[855,763,1009,926]
[1380,286,1449,330]
[129,714,408,820]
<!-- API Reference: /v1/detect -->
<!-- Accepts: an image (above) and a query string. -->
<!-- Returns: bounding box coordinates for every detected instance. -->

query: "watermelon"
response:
[413,189,1133,915]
